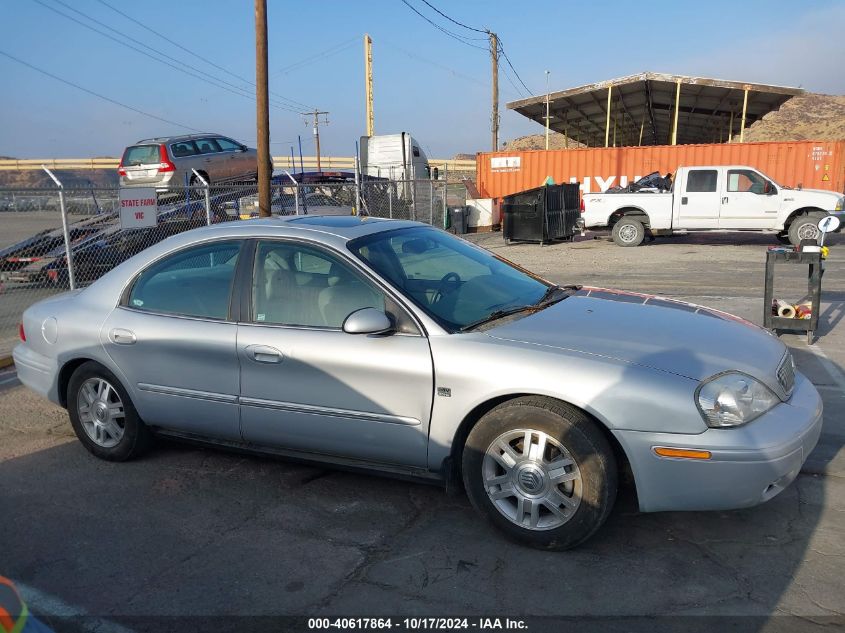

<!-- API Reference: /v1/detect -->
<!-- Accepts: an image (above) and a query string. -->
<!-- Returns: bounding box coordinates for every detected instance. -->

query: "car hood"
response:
[485,287,787,387]
[787,188,841,205]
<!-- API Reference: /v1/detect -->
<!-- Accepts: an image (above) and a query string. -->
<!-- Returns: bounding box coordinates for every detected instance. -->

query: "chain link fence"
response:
[0,179,466,355]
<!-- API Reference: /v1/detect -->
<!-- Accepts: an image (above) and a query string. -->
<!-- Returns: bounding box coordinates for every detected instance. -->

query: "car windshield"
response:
[349,226,557,332]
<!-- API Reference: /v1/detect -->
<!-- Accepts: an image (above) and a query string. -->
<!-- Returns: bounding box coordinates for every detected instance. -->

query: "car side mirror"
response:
[342,308,393,335]
[240,145,248,152]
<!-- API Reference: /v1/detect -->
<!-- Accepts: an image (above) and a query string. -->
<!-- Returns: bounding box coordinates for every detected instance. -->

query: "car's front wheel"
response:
[462,397,617,550]
[67,361,152,461]
[788,212,826,246]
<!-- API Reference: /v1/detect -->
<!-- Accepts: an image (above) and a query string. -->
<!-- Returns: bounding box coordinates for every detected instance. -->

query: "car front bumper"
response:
[614,371,823,513]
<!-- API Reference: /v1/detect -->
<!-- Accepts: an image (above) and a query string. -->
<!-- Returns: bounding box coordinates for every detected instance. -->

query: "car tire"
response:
[788,212,826,246]
[612,217,646,247]
[776,232,792,245]
[67,361,153,462]
[462,396,617,550]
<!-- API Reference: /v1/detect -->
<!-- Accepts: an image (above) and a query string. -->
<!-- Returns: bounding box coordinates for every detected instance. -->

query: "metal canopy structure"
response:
[506,72,803,147]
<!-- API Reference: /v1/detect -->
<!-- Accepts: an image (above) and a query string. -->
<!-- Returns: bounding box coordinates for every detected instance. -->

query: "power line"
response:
[416,0,488,34]
[498,39,533,95]
[32,0,305,114]
[500,61,529,99]
[94,0,314,111]
[273,38,358,76]
[399,0,488,49]
[0,49,202,132]
[381,40,520,99]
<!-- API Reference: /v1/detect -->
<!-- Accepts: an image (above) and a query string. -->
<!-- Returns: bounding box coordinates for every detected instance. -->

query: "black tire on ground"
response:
[462,396,618,550]
[611,217,646,247]
[67,361,153,462]
[787,212,826,246]
[776,232,792,245]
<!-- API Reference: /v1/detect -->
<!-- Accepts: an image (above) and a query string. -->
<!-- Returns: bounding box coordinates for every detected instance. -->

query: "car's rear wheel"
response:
[612,217,646,246]
[462,397,617,550]
[67,361,152,461]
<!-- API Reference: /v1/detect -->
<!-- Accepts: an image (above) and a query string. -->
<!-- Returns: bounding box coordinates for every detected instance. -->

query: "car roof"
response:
[130,133,226,145]
[194,215,426,242]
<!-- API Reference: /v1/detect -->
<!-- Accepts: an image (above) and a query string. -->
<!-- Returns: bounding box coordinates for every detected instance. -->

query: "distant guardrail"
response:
[0,156,477,172]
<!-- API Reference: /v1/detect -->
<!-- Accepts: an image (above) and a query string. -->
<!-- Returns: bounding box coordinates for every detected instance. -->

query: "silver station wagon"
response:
[118,133,260,190]
[14,217,823,549]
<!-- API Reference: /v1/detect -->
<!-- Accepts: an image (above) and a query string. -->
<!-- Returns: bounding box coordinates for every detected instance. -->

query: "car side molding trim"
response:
[138,383,239,404]
[239,396,421,426]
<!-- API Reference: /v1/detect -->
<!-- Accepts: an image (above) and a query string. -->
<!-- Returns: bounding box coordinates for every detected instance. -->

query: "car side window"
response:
[216,138,242,152]
[685,170,718,193]
[728,169,767,194]
[170,142,197,158]
[127,241,241,320]
[252,241,385,328]
[196,138,221,154]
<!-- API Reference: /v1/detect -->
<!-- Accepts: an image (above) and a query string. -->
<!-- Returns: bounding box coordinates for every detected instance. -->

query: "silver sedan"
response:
[14,217,823,549]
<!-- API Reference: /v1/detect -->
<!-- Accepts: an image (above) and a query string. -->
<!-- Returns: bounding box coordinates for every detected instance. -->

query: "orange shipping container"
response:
[476,141,845,199]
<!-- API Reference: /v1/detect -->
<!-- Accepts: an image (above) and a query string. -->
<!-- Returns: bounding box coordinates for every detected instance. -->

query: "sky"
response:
[1,0,844,159]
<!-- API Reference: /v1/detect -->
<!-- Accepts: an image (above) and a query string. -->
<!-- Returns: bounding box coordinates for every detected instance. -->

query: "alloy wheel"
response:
[77,377,125,448]
[482,428,582,530]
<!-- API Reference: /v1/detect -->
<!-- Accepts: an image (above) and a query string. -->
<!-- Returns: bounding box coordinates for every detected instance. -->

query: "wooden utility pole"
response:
[254,0,271,217]
[364,34,374,137]
[304,109,330,172]
[489,31,498,151]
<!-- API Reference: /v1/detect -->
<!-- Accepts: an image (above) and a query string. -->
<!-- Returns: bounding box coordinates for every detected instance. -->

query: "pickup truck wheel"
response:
[612,218,645,246]
[788,213,825,246]
[462,397,617,550]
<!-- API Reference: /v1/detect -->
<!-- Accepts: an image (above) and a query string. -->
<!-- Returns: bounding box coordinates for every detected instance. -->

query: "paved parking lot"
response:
[1,230,844,632]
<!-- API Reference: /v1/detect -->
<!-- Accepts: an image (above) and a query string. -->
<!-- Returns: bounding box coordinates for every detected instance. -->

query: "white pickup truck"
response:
[581,165,844,246]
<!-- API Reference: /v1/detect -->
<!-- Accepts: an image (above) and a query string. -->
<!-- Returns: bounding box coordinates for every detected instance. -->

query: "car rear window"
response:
[122,145,160,166]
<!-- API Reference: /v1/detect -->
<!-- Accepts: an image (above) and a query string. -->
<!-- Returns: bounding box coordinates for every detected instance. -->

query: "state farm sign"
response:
[119,188,158,229]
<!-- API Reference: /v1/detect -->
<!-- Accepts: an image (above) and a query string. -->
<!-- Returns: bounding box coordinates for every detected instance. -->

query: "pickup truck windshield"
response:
[349,227,553,332]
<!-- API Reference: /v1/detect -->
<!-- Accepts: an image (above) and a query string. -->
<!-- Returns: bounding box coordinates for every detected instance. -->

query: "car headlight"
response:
[696,372,780,428]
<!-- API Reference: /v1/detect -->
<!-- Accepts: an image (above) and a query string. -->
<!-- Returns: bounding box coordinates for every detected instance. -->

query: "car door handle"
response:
[109,328,136,345]
[681,196,688,205]
[246,345,283,363]
[722,197,729,204]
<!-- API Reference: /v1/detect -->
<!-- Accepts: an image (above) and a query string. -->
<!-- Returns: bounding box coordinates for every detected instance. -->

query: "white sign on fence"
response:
[119,187,158,229]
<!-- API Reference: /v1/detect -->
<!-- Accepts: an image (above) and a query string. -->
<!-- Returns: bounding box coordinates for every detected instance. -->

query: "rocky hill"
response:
[741,93,845,142]
[501,131,584,151]
[502,93,845,150]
